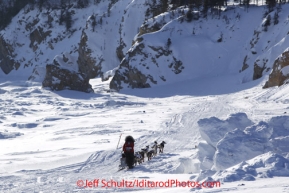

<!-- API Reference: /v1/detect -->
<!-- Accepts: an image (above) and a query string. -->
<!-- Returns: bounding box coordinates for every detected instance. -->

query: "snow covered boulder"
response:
[197,142,216,170]
[211,32,223,43]
[213,152,289,182]
[198,114,289,173]
[214,122,273,170]
[196,170,216,181]
[244,121,273,139]
[197,113,253,148]
[251,47,257,54]
[251,152,289,177]
[271,136,289,154]
[268,115,289,138]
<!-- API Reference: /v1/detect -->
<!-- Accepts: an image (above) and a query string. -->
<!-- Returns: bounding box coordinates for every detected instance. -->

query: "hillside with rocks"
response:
[1,1,289,192]
[1,1,289,92]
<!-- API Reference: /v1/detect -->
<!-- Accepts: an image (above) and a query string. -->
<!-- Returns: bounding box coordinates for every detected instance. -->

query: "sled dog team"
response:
[121,135,166,169]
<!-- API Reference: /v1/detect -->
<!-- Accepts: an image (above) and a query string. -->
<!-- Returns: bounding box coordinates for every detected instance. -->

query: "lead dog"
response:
[158,141,166,153]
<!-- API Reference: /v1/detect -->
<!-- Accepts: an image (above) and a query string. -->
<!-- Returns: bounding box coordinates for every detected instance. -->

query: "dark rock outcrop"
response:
[138,0,169,37]
[253,58,268,80]
[42,64,93,93]
[138,22,162,37]
[110,59,151,91]
[241,55,249,72]
[253,63,265,80]
[42,49,94,93]
[77,30,102,79]
[263,49,289,88]
[116,37,126,62]
[110,43,154,91]
[0,36,20,74]
[29,27,52,51]
[110,40,184,91]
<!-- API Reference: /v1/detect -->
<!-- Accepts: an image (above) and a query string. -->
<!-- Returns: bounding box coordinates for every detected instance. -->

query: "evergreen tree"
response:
[166,38,171,49]
[59,8,65,25]
[91,14,97,32]
[189,0,202,11]
[160,0,169,13]
[99,16,103,24]
[273,12,279,25]
[60,0,66,9]
[64,11,72,30]
[0,0,35,30]
[244,0,250,12]
[37,0,46,10]
[263,14,271,31]
[266,0,276,12]
[77,0,89,8]
[202,0,209,18]
[186,8,194,22]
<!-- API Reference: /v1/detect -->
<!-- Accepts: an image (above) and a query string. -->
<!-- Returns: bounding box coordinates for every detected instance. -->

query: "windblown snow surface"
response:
[1,2,289,193]
[0,73,289,192]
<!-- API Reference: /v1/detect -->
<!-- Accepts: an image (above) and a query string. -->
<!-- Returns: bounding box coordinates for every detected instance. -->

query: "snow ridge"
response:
[197,113,289,182]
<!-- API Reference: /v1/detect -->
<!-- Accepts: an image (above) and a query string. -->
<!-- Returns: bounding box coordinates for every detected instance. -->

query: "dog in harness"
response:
[134,151,143,165]
[140,145,149,161]
[159,141,166,153]
[152,141,158,156]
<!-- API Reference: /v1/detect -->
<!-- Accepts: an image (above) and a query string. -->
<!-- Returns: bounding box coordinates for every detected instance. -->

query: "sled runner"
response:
[118,153,136,171]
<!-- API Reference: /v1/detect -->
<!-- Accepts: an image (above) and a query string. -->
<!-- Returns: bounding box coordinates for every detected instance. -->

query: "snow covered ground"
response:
[0,71,289,192]
[0,1,289,192]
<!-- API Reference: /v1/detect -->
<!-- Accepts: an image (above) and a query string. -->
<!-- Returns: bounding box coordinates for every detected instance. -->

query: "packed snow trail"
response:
[1,74,289,192]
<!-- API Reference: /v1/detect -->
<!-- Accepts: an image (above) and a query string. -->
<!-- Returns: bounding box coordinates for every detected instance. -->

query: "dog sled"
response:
[119,153,135,170]
[118,152,141,170]
[118,141,166,171]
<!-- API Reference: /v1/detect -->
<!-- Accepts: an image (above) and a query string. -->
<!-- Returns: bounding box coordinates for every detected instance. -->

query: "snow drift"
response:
[197,113,289,180]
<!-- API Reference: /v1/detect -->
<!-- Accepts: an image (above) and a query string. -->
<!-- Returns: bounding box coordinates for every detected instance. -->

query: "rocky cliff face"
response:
[0,36,19,74]
[2,1,289,92]
[29,27,52,52]
[0,0,153,92]
[78,0,158,81]
[240,9,289,87]
[137,6,184,38]
[77,30,102,79]
[110,36,184,91]
[111,6,276,91]
[263,49,289,88]
[42,63,93,93]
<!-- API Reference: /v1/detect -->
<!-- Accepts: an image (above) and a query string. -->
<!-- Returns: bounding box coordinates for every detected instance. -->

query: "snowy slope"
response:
[111,4,289,90]
[1,70,289,192]
[1,1,289,94]
[0,0,153,80]
[0,1,289,193]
